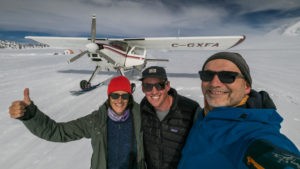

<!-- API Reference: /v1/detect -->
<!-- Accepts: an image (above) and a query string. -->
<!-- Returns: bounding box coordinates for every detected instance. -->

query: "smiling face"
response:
[142,77,172,112]
[109,91,130,115]
[201,59,251,110]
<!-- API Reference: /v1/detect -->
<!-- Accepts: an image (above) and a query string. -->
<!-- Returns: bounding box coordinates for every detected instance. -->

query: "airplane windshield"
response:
[109,41,128,52]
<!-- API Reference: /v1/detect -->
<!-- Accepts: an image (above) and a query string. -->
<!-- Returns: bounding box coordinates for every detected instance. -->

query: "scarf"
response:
[108,107,130,122]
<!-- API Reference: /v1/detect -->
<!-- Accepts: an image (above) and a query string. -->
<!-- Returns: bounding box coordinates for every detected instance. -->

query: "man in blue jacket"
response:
[178,52,300,169]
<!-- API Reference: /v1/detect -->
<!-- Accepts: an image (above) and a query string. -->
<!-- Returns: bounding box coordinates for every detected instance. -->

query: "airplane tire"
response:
[80,80,91,90]
[131,83,136,93]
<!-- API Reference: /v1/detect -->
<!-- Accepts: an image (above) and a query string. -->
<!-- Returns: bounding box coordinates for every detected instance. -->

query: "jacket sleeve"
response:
[21,102,94,142]
[244,140,300,169]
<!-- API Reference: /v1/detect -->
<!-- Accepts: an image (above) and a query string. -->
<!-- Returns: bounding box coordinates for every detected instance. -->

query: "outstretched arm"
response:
[245,140,300,169]
[8,88,93,142]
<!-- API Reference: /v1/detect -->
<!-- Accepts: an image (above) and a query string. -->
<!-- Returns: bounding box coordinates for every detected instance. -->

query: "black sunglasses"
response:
[110,93,130,100]
[142,81,167,92]
[198,70,244,83]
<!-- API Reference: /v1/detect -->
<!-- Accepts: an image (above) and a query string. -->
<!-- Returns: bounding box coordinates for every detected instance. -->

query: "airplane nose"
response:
[86,43,99,53]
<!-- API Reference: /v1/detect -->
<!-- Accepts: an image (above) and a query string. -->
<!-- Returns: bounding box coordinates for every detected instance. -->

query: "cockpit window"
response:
[109,41,128,52]
[131,47,145,55]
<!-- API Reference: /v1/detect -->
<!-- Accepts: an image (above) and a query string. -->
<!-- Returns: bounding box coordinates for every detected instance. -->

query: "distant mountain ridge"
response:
[0,39,48,49]
[0,30,52,42]
[267,19,300,36]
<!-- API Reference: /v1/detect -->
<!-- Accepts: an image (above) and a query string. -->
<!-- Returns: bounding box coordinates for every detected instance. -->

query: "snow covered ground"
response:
[1,35,300,169]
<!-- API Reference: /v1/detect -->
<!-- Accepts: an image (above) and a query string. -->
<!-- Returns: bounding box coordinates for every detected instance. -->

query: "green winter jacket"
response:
[22,101,145,169]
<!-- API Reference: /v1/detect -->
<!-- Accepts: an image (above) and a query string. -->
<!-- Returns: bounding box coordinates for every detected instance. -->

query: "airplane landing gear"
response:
[131,83,136,93]
[80,80,91,90]
[79,65,100,90]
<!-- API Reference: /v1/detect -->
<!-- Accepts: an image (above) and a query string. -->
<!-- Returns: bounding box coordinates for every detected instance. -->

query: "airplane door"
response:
[125,46,146,67]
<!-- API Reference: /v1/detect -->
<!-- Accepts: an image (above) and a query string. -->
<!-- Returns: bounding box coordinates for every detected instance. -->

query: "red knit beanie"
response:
[107,76,132,96]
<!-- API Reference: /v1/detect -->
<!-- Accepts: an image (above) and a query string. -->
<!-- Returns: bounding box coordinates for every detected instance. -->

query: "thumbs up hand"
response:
[23,88,31,106]
[9,88,32,119]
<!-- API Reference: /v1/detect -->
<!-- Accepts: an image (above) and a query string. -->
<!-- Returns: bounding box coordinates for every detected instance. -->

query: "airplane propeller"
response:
[68,50,88,63]
[68,15,98,63]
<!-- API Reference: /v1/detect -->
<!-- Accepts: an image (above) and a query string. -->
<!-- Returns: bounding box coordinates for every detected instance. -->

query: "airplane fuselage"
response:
[88,41,147,71]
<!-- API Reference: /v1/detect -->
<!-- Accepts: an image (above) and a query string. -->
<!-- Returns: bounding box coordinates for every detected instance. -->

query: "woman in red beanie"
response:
[8,76,145,169]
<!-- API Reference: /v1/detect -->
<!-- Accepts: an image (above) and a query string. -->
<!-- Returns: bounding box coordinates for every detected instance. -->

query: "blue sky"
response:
[1,0,300,41]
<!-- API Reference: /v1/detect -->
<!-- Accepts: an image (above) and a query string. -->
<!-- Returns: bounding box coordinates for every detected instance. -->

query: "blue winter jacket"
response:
[177,107,299,169]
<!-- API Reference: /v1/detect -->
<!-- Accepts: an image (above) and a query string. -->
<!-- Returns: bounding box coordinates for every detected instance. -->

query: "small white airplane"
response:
[26,16,245,91]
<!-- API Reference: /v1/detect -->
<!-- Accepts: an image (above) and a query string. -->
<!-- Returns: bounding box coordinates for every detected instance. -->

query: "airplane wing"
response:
[25,36,98,49]
[108,35,246,50]
[26,35,245,50]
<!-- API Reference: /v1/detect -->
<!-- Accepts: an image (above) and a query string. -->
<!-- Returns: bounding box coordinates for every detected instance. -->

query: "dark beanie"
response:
[202,52,252,86]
